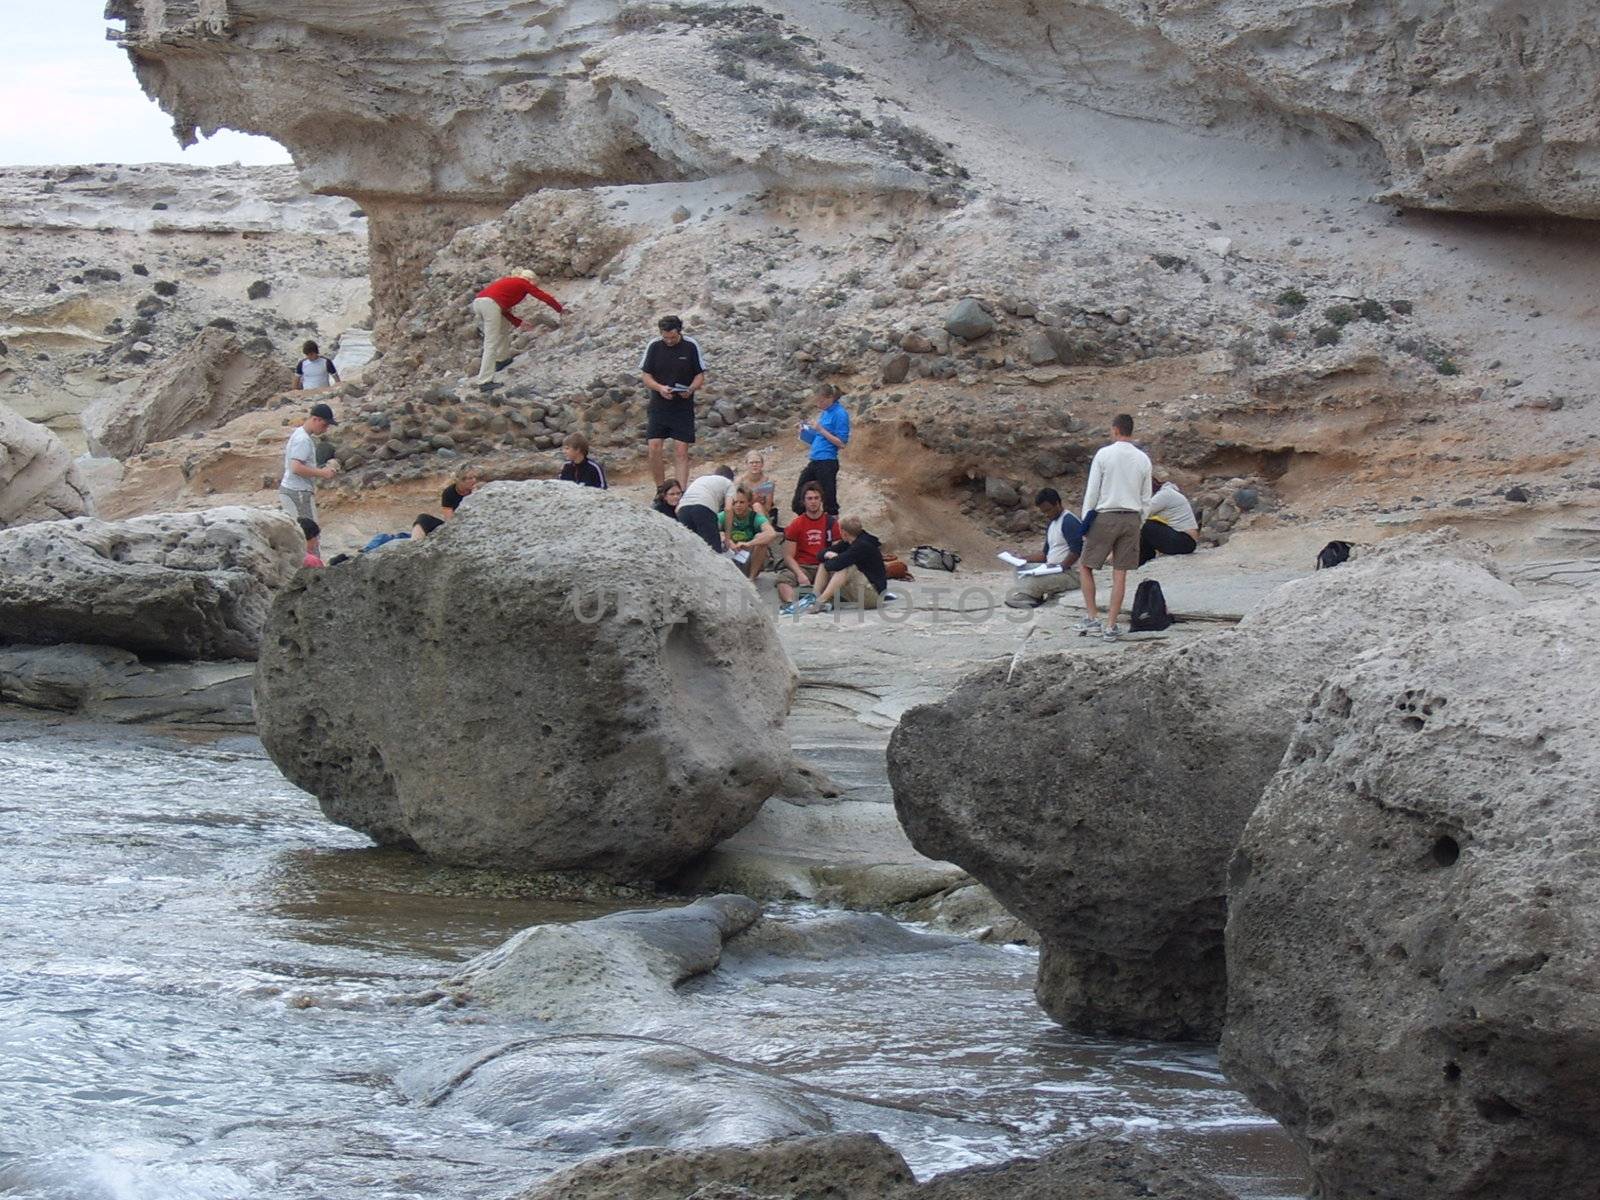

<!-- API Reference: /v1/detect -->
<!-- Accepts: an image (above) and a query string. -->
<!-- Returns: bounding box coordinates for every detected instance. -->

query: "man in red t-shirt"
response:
[472,270,564,384]
[777,481,840,612]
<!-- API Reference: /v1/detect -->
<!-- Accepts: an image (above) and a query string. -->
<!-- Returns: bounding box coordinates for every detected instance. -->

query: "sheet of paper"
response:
[997,551,1028,567]
[1019,564,1064,577]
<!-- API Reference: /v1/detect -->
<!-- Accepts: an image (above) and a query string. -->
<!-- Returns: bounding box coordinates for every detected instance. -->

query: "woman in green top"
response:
[718,486,781,579]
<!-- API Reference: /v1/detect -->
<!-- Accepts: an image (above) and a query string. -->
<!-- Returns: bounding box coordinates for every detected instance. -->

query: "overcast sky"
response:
[0,0,291,167]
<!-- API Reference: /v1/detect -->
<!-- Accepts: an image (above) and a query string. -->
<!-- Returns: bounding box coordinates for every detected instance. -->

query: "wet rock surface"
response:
[442,895,761,1021]
[0,643,254,726]
[255,482,795,879]
[889,532,1525,1039]
[1222,598,1600,1200]
[409,1035,834,1152]
[515,1131,1237,1199]
[0,505,301,659]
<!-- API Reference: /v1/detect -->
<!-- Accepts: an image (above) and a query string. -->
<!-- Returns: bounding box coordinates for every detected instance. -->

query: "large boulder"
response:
[515,1132,1235,1199]
[1222,599,1600,1200]
[83,328,287,459]
[254,482,795,879]
[1,403,92,528]
[0,506,301,660]
[889,532,1524,1039]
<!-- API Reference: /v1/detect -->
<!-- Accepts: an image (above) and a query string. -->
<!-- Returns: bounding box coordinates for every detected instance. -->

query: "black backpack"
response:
[1129,580,1173,632]
[1315,540,1352,570]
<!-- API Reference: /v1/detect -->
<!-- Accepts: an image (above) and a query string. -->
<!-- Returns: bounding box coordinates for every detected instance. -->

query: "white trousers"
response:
[472,297,512,383]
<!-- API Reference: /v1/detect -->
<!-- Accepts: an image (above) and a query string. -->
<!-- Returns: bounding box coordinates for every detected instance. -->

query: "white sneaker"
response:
[1075,617,1103,634]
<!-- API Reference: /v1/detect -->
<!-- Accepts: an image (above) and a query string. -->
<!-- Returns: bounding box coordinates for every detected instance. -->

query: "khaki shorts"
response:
[839,568,881,611]
[776,562,817,589]
[1081,509,1142,571]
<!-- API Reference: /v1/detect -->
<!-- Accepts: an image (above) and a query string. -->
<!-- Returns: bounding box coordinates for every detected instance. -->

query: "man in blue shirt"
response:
[791,385,850,517]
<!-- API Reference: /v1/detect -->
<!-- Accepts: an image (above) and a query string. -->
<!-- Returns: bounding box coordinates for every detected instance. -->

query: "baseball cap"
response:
[309,402,337,424]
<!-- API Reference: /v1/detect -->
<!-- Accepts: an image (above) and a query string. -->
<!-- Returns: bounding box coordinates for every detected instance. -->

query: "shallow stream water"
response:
[0,715,1305,1199]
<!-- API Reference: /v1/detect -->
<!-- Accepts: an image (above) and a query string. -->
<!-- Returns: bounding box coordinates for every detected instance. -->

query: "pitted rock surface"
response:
[1222,598,1600,1200]
[254,481,795,878]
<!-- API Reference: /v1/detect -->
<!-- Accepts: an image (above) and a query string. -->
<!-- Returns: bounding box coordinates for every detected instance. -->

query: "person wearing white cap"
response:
[471,269,565,384]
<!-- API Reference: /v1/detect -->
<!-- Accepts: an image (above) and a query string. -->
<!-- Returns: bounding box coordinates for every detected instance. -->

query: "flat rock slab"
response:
[0,505,301,659]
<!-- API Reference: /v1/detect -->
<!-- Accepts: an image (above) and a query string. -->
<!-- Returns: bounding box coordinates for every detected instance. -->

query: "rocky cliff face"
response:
[0,164,369,452]
[97,1,1600,537]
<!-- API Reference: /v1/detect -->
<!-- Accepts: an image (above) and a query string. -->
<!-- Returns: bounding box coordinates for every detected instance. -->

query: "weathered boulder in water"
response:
[442,895,761,1022]
[515,1132,912,1200]
[83,328,285,459]
[255,481,795,879]
[0,506,301,660]
[1222,599,1600,1200]
[410,1035,832,1153]
[889,531,1523,1039]
[1,403,92,529]
[515,1131,1236,1199]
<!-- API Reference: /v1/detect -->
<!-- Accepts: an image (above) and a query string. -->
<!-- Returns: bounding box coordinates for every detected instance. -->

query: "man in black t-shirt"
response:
[639,314,706,490]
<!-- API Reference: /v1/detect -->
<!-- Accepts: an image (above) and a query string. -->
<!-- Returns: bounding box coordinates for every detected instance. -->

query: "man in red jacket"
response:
[472,270,564,384]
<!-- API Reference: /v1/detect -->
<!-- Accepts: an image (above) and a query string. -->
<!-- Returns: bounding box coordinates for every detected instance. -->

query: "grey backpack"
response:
[911,545,961,572]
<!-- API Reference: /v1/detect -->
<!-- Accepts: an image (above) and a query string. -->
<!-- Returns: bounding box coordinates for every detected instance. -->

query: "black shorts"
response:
[647,397,696,444]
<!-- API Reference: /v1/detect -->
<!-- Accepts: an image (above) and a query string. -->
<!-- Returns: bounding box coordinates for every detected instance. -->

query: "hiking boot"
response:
[494,358,514,372]
[779,602,798,617]
[1075,616,1102,634]
[808,601,834,615]
[793,593,819,613]
[1102,625,1122,642]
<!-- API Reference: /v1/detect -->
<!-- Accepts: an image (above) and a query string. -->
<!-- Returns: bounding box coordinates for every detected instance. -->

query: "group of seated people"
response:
[655,461,891,614]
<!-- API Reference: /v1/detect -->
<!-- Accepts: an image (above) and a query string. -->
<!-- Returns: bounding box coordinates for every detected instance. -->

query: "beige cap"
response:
[512,269,540,284]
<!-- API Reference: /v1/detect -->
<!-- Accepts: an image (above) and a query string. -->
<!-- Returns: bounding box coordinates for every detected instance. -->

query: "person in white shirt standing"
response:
[1077,413,1152,641]
[279,402,339,523]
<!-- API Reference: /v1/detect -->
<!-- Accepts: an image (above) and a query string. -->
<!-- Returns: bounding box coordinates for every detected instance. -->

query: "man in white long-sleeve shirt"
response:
[1077,413,1152,640]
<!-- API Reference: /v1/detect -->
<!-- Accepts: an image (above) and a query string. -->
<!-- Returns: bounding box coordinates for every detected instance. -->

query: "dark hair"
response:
[802,481,824,499]
[1152,477,1167,491]
[658,315,683,332]
[302,340,320,356]
[714,465,736,480]
[413,514,444,536]
[564,432,589,454]
[1034,488,1061,507]
[298,517,321,540]
[655,480,682,503]
[1113,413,1134,436]
[813,383,841,400]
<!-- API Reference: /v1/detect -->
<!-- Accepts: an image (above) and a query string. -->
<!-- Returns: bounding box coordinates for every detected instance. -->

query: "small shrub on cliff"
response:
[1275,288,1307,311]
[1323,303,1357,327]
[1312,324,1342,347]
[1389,299,1414,315]
[768,101,806,129]
[1358,299,1388,323]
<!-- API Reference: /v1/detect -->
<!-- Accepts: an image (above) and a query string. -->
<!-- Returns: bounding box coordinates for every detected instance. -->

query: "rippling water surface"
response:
[0,717,1305,1199]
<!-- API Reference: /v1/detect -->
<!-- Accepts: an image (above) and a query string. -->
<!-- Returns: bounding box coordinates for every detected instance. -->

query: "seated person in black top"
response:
[652,479,682,518]
[441,467,480,518]
[558,433,608,488]
[809,515,891,612]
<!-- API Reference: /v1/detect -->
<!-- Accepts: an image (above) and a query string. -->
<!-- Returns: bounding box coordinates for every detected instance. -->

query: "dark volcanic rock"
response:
[1222,598,1600,1200]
